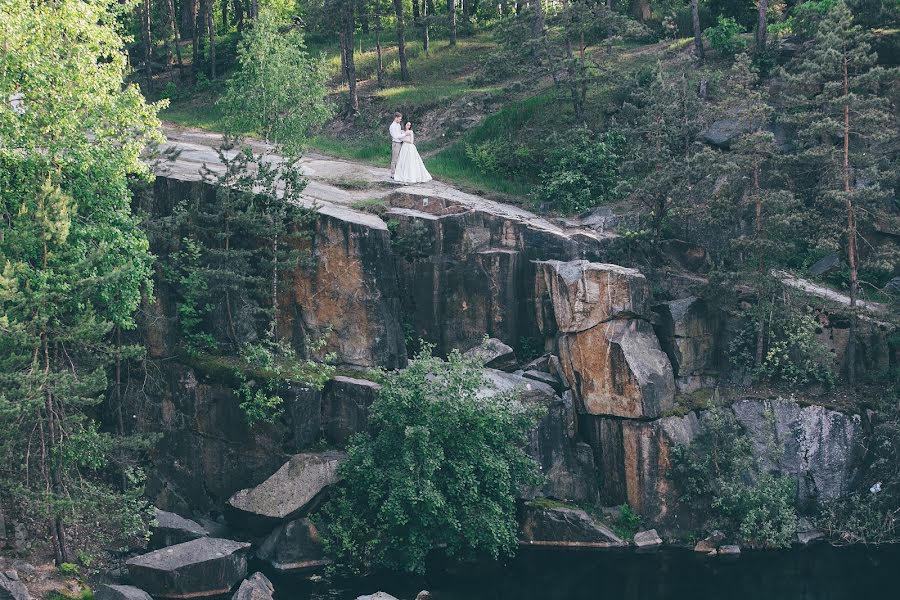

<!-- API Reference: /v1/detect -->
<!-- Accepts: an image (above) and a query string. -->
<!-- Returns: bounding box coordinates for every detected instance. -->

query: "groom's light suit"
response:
[389,121,404,176]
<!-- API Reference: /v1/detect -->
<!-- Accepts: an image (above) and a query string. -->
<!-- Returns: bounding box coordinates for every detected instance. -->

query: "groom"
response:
[389,112,404,177]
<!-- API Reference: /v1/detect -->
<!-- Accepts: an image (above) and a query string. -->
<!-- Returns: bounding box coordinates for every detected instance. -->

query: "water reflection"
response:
[273,545,899,600]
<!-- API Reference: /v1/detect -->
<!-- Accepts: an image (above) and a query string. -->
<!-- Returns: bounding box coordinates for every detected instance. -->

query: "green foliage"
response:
[612,504,643,539]
[819,490,899,545]
[316,347,543,575]
[219,10,332,154]
[387,218,432,260]
[58,563,79,576]
[672,406,798,548]
[705,16,748,57]
[533,130,625,214]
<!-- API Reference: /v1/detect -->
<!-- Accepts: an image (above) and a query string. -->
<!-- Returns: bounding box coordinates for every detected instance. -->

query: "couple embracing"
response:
[389,112,432,184]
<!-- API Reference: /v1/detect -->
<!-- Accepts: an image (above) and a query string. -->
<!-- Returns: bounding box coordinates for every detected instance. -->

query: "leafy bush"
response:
[672,406,798,548]
[533,129,625,214]
[316,347,543,575]
[705,16,748,57]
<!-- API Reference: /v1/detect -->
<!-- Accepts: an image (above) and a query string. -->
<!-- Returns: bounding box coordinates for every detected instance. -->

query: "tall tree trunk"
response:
[752,160,766,367]
[375,4,384,88]
[427,0,436,15]
[422,0,430,56]
[462,0,471,25]
[344,0,359,113]
[448,0,457,46]
[630,0,650,21]
[359,0,369,34]
[691,0,704,61]
[233,0,244,32]
[221,0,228,28]
[393,0,410,81]
[167,0,185,71]
[842,48,858,385]
[206,0,216,78]
[756,0,768,53]
[140,0,153,93]
[181,0,197,39]
[251,0,258,20]
[193,0,203,73]
[412,0,420,21]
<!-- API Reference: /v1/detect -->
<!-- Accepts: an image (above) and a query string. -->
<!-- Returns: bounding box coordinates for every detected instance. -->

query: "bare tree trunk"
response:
[842,48,858,385]
[422,0,430,56]
[234,0,244,32]
[221,0,228,28]
[251,0,258,20]
[167,0,185,71]
[181,0,197,39]
[207,0,216,78]
[375,4,384,88]
[140,0,153,93]
[448,0,457,46]
[691,0,704,61]
[462,0,471,25]
[193,0,203,73]
[753,160,765,367]
[413,0,420,21]
[393,0,410,80]
[756,0,768,53]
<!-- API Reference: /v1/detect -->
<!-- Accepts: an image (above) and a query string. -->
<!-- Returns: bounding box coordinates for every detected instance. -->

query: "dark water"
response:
[271,544,900,600]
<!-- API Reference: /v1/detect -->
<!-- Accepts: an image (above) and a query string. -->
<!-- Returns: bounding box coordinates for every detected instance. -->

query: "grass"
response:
[309,134,390,166]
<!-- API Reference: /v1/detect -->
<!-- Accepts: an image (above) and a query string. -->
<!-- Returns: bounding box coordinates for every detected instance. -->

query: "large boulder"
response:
[257,518,329,573]
[149,509,208,549]
[0,570,28,600]
[463,337,517,371]
[731,398,864,502]
[126,538,251,599]
[231,572,274,600]
[653,297,721,392]
[558,319,675,418]
[480,370,598,503]
[225,451,345,533]
[518,503,624,548]
[322,376,381,447]
[94,585,153,600]
[535,260,652,333]
[286,384,322,450]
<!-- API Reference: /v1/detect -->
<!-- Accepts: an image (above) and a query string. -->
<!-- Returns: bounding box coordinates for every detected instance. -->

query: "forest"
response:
[1,0,899,599]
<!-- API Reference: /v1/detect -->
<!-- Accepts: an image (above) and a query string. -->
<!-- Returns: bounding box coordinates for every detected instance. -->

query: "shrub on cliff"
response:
[316,347,542,575]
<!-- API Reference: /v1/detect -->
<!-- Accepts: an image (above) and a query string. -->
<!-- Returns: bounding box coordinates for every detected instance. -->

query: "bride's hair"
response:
[405,122,412,129]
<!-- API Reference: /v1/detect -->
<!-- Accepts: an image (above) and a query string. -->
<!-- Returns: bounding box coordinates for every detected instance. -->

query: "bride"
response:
[393,122,432,184]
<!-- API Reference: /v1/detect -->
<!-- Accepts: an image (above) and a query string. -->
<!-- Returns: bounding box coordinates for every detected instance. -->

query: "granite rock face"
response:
[653,296,721,392]
[257,518,329,572]
[322,376,381,447]
[226,451,345,534]
[518,504,624,547]
[231,572,275,600]
[558,319,675,418]
[126,537,251,599]
[0,570,29,600]
[731,398,864,502]
[149,509,209,550]
[94,585,154,600]
[463,337,518,371]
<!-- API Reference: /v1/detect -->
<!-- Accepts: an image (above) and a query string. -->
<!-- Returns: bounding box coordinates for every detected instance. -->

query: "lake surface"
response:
[271,544,899,600]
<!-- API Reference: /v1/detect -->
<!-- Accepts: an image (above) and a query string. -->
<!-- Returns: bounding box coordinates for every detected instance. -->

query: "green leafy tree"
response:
[0,0,162,563]
[778,0,898,383]
[219,10,332,154]
[317,347,542,575]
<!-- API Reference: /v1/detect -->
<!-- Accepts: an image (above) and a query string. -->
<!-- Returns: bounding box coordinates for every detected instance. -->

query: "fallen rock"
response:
[257,518,329,572]
[232,572,274,600]
[322,376,381,447]
[94,584,154,600]
[535,260,652,333]
[0,570,28,600]
[633,529,662,548]
[226,451,345,533]
[126,537,251,598]
[150,508,209,549]
[463,338,517,371]
[693,530,726,553]
[518,503,625,548]
[718,544,741,555]
[558,319,675,418]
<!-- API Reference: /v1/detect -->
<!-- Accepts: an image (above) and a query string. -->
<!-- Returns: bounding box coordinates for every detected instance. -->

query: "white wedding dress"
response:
[393,131,432,184]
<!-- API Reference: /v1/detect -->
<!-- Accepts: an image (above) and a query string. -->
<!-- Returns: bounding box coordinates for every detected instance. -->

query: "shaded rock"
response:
[523,369,563,393]
[633,529,662,547]
[883,277,900,296]
[126,537,250,599]
[731,398,863,502]
[463,338,517,371]
[8,563,33,582]
[287,384,322,450]
[322,376,381,447]
[356,594,400,600]
[257,518,329,572]
[535,260,652,333]
[149,509,208,549]
[719,544,741,555]
[796,529,825,545]
[521,354,551,373]
[558,319,675,418]
[226,451,345,534]
[519,503,625,548]
[0,570,28,600]
[94,584,154,600]
[809,253,842,277]
[659,240,708,272]
[653,297,721,392]
[232,572,274,600]
[694,530,726,553]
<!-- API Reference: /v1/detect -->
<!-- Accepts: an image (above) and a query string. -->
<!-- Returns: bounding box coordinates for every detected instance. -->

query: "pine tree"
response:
[779,0,898,383]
